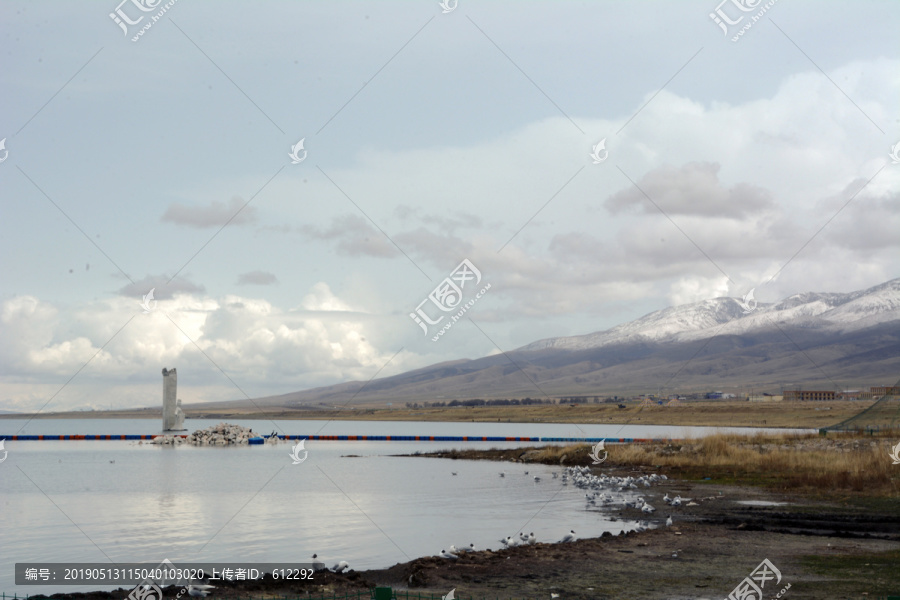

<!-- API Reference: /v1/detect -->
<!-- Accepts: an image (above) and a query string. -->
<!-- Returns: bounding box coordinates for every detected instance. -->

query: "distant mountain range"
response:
[204,278,900,409]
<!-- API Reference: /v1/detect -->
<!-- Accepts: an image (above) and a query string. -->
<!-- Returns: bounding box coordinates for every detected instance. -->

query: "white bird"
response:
[560,530,576,543]
[533,475,541,482]
[507,535,521,548]
[499,537,509,547]
[671,550,679,559]
[671,496,682,507]
[642,502,655,514]
[442,589,456,600]
[332,560,350,573]
[187,585,214,597]
[666,515,673,527]
[439,549,458,560]
[449,545,460,555]
[311,554,326,572]
[663,493,671,504]
[527,532,536,545]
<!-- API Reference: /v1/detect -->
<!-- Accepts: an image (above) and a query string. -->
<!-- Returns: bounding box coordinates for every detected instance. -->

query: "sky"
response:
[1,0,898,412]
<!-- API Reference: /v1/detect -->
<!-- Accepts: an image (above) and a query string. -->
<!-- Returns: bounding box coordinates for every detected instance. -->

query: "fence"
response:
[823,392,900,432]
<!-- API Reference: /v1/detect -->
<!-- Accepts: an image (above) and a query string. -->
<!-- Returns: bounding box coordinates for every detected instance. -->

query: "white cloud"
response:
[0,288,404,411]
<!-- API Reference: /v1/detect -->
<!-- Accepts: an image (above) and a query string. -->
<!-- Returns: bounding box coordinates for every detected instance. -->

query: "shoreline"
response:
[23,486,900,600]
[19,449,900,600]
[0,398,882,430]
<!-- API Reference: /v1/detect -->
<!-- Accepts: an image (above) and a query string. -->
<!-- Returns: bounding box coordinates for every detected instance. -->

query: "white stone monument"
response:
[162,367,186,431]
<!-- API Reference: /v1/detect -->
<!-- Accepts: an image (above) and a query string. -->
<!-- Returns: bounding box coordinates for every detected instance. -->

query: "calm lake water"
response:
[0,419,811,595]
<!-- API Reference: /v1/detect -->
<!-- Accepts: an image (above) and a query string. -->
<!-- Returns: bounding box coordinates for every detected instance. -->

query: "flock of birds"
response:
[305,464,695,571]
[435,465,693,559]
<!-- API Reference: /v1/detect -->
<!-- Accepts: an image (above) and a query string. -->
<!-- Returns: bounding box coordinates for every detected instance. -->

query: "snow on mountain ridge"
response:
[518,278,900,353]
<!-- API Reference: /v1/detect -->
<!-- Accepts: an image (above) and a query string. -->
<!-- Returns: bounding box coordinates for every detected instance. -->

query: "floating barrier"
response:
[0,434,676,443]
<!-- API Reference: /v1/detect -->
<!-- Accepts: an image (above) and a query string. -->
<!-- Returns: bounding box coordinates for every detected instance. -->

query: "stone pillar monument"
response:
[162,367,185,431]
[174,398,185,431]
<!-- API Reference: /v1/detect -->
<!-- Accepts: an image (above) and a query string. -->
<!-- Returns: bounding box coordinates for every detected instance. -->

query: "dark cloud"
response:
[237,271,279,285]
[298,214,396,257]
[605,162,774,218]
[162,196,258,228]
[118,276,205,300]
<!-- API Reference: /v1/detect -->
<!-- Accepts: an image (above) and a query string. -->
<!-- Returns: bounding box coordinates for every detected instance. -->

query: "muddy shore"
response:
[25,454,900,600]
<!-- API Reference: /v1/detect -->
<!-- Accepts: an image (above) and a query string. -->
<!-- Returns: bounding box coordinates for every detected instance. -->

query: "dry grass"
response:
[22,399,884,429]
[529,431,900,496]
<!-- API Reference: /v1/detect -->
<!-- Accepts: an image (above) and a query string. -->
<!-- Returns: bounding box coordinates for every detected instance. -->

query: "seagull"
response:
[438,549,458,560]
[533,475,541,482]
[524,471,529,475]
[332,560,350,573]
[449,545,461,555]
[671,496,682,507]
[499,537,509,547]
[666,515,673,527]
[527,532,536,545]
[499,472,505,477]
[663,493,671,504]
[671,550,679,559]
[187,585,215,597]
[311,554,326,571]
[642,502,655,514]
[451,472,457,476]
[560,530,576,543]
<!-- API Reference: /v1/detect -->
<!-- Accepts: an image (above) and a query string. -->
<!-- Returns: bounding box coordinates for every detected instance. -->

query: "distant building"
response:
[870,386,900,398]
[748,394,782,402]
[783,390,835,401]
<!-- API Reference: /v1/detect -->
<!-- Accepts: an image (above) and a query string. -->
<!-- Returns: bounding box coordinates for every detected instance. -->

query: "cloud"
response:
[394,206,484,232]
[237,271,279,286]
[0,288,409,411]
[298,214,396,257]
[605,162,774,218]
[162,196,258,228]
[118,276,206,300]
[301,282,355,312]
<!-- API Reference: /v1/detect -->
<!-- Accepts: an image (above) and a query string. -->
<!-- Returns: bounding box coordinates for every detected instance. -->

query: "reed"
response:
[615,431,898,495]
[529,431,899,496]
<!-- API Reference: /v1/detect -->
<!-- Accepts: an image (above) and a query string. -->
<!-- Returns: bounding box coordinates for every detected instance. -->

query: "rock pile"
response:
[152,422,257,446]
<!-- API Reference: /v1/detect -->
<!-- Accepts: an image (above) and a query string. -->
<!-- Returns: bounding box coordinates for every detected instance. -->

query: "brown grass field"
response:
[505,430,900,497]
[12,399,892,430]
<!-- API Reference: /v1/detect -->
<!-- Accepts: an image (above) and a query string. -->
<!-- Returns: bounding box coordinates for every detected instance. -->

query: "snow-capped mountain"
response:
[201,278,900,409]
[517,278,900,353]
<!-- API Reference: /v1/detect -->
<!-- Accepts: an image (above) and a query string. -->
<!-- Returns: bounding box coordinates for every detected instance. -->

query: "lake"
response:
[0,419,811,596]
